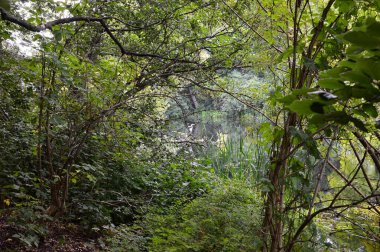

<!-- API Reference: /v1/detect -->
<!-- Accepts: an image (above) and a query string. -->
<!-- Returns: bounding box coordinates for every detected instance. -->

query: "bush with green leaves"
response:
[145,159,215,208]
[6,206,52,247]
[66,153,214,231]
[102,224,147,252]
[145,179,263,251]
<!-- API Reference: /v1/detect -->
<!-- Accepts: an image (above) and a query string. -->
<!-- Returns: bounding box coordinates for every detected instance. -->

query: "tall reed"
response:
[205,129,268,182]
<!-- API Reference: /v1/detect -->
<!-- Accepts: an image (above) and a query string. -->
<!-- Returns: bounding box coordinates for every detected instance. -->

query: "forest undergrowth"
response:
[1,0,380,251]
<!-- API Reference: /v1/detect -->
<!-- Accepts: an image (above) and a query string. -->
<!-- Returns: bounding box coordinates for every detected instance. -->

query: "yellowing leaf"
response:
[4,198,11,206]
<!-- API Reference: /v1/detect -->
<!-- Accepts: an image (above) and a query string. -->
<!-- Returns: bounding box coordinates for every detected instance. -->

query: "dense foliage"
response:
[0,0,380,251]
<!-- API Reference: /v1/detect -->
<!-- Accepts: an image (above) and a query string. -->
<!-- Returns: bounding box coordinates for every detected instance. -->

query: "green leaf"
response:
[334,0,355,12]
[310,111,350,126]
[289,126,308,142]
[273,127,284,143]
[324,128,332,137]
[366,21,380,37]
[328,111,350,124]
[53,30,62,42]
[343,31,380,49]
[334,87,353,100]
[320,67,346,79]
[310,102,325,114]
[55,6,66,12]
[0,0,10,11]
[349,117,368,132]
[276,46,293,63]
[362,103,378,118]
[292,88,316,96]
[289,100,326,115]
[318,78,345,89]
[278,94,296,105]
[339,70,371,85]
[353,109,369,118]
[351,85,379,99]
[289,127,320,158]
[356,58,380,81]
[288,100,315,115]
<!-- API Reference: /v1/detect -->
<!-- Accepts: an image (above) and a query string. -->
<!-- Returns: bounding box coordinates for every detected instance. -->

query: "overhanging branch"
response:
[0,7,198,63]
[0,7,104,31]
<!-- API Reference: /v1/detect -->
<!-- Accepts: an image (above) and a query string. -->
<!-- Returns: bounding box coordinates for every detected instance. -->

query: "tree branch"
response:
[220,0,283,53]
[0,7,103,31]
[328,157,380,216]
[354,131,380,174]
[286,193,380,252]
[0,7,198,63]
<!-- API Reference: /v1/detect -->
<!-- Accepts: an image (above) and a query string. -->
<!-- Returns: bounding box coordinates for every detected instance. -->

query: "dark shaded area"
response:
[0,212,100,252]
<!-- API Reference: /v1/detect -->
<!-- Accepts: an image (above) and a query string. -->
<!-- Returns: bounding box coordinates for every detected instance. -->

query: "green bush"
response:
[7,206,51,247]
[102,224,147,252]
[147,179,263,251]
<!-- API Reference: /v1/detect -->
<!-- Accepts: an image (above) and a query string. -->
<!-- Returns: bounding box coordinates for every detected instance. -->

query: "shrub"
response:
[147,179,263,251]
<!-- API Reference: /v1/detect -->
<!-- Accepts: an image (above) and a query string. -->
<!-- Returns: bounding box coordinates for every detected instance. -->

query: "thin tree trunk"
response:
[187,85,199,110]
[37,54,46,179]
[262,112,297,251]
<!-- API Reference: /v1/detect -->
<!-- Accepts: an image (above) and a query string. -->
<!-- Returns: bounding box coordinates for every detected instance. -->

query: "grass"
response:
[204,129,268,182]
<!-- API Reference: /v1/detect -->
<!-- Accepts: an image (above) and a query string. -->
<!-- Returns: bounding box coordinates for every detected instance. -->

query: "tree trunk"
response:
[46,182,66,217]
[262,112,297,251]
[187,85,199,110]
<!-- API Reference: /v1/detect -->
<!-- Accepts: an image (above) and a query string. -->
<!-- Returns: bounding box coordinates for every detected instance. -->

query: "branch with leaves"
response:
[0,7,199,63]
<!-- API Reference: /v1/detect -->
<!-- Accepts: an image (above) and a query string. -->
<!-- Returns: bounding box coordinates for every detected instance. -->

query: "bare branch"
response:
[307,129,337,217]
[328,158,380,216]
[354,132,380,174]
[286,193,380,252]
[349,140,375,192]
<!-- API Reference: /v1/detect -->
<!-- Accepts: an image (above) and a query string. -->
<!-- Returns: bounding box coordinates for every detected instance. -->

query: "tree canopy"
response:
[0,0,380,251]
